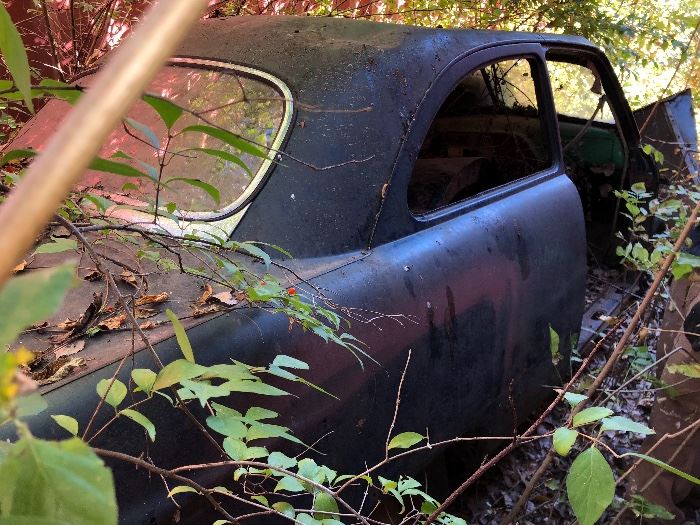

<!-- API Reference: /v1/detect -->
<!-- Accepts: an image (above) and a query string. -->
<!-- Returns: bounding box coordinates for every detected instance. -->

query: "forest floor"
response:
[455,268,699,524]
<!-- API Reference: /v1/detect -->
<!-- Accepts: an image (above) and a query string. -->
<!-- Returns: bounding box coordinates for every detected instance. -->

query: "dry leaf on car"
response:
[51,293,103,342]
[191,303,225,317]
[55,318,81,332]
[138,320,161,330]
[210,291,238,306]
[13,259,29,273]
[82,269,102,281]
[51,226,71,238]
[197,283,213,305]
[134,307,157,319]
[135,292,170,306]
[37,358,86,386]
[98,313,127,330]
[30,321,49,331]
[120,269,138,287]
[54,340,86,359]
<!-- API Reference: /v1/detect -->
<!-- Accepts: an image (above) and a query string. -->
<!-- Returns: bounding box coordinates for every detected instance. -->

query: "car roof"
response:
[12,16,598,260]
[180,17,595,258]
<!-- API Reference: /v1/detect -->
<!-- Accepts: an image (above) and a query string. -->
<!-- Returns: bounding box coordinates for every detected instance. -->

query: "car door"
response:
[360,44,588,451]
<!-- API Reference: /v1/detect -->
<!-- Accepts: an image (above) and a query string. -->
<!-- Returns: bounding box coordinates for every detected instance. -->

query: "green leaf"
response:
[167,485,198,497]
[51,415,79,436]
[563,392,588,407]
[178,379,231,406]
[33,237,77,255]
[125,117,160,150]
[667,363,700,378]
[0,3,33,112]
[180,125,268,159]
[553,427,578,456]
[0,263,75,349]
[182,148,252,177]
[131,369,157,395]
[165,309,194,362]
[222,378,288,396]
[246,421,304,446]
[272,354,309,371]
[237,242,271,268]
[272,501,295,518]
[0,147,36,166]
[388,432,424,450]
[296,514,322,525]
[313,492,339,519]
[622,453,700,485]
[95,379,127,409]
[14,392,47,418]
[206,412,247,440]
[245,406,278,421]
[0,435,117,524]
[82,194,115,213]
[38,79,81,104]
[166,177,220,205]
[628,494,675,520]
[142,94,183,129]
[251,495,269,507]
[550,324,561,365]
[573,407,614,428]
[267,451,297,469]
[566,447,615,525]
[89,157,150,179]
[152,359,206,391]
[274,475,306,493]
[600,416,654,435]
[120,409,156,442]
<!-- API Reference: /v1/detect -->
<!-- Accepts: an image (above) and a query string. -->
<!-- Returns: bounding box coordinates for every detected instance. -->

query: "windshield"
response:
[11,61,291,216]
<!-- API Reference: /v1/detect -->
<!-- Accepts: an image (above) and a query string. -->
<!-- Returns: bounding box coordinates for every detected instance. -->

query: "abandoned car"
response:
[2,15,661,524]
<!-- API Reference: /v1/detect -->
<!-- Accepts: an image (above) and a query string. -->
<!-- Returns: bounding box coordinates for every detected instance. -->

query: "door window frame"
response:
[371,43,562,247]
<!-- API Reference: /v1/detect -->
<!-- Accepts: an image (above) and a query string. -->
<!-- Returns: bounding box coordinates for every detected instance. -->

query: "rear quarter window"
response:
[11,60,292,219]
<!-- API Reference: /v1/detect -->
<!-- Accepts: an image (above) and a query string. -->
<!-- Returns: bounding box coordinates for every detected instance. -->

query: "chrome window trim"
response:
[104,58,293,240]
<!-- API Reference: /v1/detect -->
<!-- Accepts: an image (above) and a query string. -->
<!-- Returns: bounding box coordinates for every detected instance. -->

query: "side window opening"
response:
[408,57,552,215]
[546,56,627,263]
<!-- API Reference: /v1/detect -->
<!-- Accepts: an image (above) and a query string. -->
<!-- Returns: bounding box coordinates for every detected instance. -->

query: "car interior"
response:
[407,56,632,266]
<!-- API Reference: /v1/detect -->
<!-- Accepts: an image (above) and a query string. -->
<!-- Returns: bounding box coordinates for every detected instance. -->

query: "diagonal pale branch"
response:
[0,0,208,290]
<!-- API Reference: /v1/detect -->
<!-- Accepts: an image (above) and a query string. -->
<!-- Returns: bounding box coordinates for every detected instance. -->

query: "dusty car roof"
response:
[179,16,595,258]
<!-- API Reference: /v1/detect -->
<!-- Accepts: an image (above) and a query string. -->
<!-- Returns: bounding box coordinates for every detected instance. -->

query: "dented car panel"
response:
[1,15,660,524]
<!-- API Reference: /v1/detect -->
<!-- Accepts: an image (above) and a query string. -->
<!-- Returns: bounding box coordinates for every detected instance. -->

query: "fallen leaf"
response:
[120,269,138,287]
[82,269,102,281]
[30,321,49,330]
[13,260,29,273]
[54,340,86,359]
[191,303,225,317]
[197,283,213,305]
[37,358,86,386]
[51,225,71,238]
[56,318,80,331]
[138,320,161,330]
[134,307,157,319]
[50,293,103,342]
[98,313,127,330]
[209,291,238,306]
[135,292,170,306]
